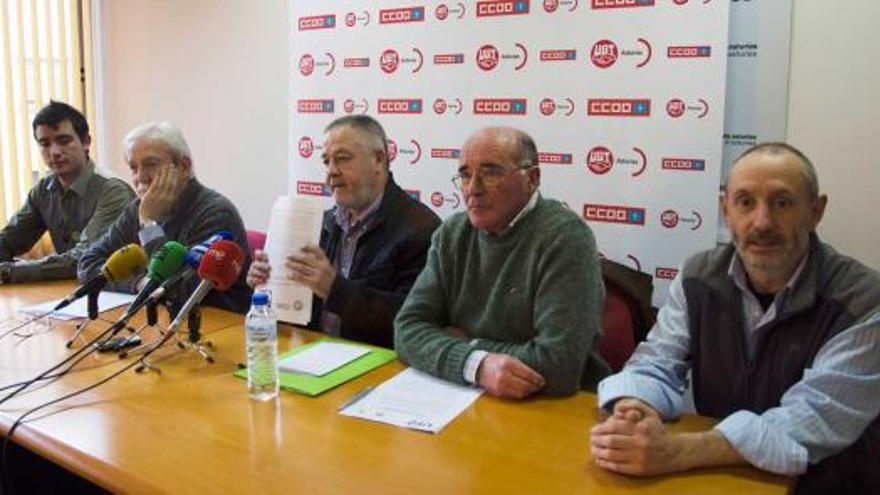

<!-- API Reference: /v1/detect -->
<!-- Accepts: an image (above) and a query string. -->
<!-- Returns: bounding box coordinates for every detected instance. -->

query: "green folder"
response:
[234,337,397,397]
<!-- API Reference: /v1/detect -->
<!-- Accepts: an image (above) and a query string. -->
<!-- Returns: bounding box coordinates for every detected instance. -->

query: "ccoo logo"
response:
[476,0,530,17]
[379,6,425,24]
[297,181,331,197]
[588,98,651,117]
[473,98,527,115]
[584,203,646,225]
[298,14,336,31]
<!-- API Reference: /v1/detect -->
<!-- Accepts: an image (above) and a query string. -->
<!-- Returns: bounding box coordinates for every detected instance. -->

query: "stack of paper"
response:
[339,368,483,434]
[279,341,370,376]
[263,195,324,325]
[20,292,137,321]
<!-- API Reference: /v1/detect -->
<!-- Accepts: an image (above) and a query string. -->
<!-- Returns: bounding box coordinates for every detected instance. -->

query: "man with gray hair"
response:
[591,142,880,492]
[246,115,439,347]
[394,127,609,398]
[79,122,251,313]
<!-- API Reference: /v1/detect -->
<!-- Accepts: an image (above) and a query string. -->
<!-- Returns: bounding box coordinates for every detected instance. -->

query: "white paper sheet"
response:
[278,341,370,376]
[339,368,483,434]
[264,195,324,324]
[20,291,137,321]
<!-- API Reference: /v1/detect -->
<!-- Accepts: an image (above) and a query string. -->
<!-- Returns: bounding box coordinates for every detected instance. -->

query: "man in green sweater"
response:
[394,127,609,399]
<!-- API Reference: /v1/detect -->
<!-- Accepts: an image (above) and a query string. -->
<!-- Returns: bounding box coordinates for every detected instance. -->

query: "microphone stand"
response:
[132,287,216,374]
[65,290,101,348]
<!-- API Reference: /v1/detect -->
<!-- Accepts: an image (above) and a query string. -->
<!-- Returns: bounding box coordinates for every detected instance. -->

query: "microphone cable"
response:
[0,332,176,494]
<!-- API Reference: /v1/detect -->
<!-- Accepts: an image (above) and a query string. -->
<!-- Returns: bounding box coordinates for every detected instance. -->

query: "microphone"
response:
[55,244,148,311]
[102,242,189,337]
[138,231,235,309]
[166,240,244,334]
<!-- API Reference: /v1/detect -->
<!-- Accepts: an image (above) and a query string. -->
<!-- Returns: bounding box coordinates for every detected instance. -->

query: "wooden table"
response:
[0,282,792,494]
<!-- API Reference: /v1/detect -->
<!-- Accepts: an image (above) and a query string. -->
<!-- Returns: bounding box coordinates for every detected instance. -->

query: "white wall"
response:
[787,0,880,270]
[96,1,879,270]
[96,0,289,231]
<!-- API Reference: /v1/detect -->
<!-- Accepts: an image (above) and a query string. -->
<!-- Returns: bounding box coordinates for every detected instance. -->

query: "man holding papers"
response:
[247,115,440,347]
[79,122,252,313]
[394,127,610,399]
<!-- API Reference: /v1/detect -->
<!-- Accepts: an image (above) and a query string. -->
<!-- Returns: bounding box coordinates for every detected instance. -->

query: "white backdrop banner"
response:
[289,0,731,306]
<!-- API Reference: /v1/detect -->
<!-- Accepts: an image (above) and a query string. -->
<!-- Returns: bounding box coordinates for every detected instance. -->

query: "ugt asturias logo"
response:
[587,98,651,117]
[435,3,467,20]
[584,203,646,226]
[473,98,527,115]
[666,98,709,119]
[433,98,464,115]
[660,209,703,230]
[542,0,579,13]
[297,99,334,113]
[343,98,369,114]
[539,97,575,117]
[377,98,423,114]
[299,53,336,77]
[379,6,425,24]
[586,146,648,176]
[591,0,655,9]
[386,138,423,164]
[476,43,528,71]
[298,14,336,31]
[298,136,315,158]
[590,38,652,68]
[379,47,424,74]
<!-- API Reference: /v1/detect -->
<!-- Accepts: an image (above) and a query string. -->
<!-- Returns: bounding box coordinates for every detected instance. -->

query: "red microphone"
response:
[168,240,245,332]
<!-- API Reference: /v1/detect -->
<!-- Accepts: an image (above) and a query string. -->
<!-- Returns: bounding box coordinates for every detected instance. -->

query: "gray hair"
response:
[728,142,819,200]
[123,121,193,165]
[325,115,389,167]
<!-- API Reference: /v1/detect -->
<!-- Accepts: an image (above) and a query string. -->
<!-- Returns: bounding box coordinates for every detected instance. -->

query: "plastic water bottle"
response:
[245,291,278,401]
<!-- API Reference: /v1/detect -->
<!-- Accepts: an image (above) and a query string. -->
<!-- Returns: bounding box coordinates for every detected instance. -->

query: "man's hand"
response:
[285,243,336,299]
[246,250,271,288]
[476,353,545,399]
[590,412,687,476]
[612,397,661,422]
[139,164,185,224]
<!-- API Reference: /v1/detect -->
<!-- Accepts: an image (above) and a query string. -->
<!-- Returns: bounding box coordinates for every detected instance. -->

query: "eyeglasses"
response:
[451,163,535,190]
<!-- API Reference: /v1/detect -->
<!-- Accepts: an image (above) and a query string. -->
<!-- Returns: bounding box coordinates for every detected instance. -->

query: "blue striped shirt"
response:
[597,256,880,476]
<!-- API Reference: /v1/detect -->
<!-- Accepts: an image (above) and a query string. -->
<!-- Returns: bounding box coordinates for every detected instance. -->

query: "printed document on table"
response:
[264,195,323,325]
[339,367,483,434]
[21,291,137,321]
[279,341,370,376]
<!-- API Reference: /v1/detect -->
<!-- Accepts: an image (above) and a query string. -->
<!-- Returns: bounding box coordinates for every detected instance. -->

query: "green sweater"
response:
[394,196,610,394]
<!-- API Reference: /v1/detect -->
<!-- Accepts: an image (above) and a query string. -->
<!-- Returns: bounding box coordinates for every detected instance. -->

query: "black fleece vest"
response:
[683,236,880,494]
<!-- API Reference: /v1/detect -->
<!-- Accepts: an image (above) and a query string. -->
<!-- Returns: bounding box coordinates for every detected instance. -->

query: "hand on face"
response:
[138,163,186,224]
[285,243,336,299]
[476,353,545,399]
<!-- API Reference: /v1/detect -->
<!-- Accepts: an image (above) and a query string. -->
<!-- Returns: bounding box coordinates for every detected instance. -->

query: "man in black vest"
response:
[591,143,880,493]
[246,115,440,348]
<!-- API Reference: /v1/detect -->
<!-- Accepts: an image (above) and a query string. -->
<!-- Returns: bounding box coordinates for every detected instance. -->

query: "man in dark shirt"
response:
[246,115,440,347]
[79,122,251,313]
[0,101,134,283]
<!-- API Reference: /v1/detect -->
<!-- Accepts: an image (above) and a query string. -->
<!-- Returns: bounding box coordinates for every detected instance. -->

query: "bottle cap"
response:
[251,291,269,306]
